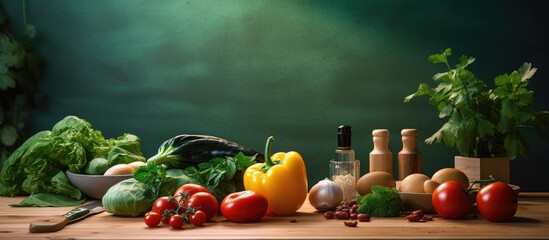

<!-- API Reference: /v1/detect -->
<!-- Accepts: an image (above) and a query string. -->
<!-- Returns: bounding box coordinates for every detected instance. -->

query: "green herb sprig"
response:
[183,152,256,201]
[356,186,401,217]
[134,152,257,201]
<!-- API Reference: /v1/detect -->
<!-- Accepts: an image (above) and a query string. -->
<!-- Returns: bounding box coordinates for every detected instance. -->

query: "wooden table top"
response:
[1,193,548,240]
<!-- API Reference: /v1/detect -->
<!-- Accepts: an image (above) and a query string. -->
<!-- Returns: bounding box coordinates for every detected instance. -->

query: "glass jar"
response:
[330,159,360,201]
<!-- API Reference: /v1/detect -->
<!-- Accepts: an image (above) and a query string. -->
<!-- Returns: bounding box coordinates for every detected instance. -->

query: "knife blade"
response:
[29,201,105,233]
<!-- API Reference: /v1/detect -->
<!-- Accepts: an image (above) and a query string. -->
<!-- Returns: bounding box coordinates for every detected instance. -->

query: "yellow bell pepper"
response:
[244,136,308,216]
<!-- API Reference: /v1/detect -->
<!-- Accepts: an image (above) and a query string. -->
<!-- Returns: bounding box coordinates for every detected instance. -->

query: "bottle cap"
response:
[401,129,418,136]
[372,129,389,137]
[337,125,352,149]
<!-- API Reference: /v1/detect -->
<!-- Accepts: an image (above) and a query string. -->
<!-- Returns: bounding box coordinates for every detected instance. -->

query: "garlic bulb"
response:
[308,178,343,212]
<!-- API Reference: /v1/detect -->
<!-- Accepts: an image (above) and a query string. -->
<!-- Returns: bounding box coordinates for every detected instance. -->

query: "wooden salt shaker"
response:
[398,129,422,180]
[369,129,393,175]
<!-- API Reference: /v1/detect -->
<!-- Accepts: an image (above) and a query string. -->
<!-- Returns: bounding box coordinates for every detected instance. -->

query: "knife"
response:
[29,201,105,233]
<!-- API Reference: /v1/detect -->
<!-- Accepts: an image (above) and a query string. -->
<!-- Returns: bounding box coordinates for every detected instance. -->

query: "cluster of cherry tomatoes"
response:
[143,184,218,229]
[143,183,270,229]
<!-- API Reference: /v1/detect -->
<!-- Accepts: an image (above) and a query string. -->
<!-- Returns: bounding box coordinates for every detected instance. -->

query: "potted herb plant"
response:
[404,48,549,183]
[0,3,44,162]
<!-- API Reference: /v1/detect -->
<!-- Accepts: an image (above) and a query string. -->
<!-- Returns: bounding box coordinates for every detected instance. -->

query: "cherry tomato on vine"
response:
[220,190,268,223]
[476,182,518,222]
[144,211,162,227]
[169,214,184,229]
[174,183,210,202]
[186,192,219,221]
[152,196,178,215]
[190,210,207,227]
[432,181,472,219]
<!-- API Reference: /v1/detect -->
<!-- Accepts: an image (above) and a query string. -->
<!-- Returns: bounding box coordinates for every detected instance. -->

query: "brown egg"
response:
[356,171,396,195]
[104,164,134,176]
[423,180,440,193]
[431,168,470,189]
[399,173,430,193]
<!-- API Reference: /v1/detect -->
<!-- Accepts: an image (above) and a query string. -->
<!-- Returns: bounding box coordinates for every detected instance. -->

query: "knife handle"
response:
[29,216,70,233]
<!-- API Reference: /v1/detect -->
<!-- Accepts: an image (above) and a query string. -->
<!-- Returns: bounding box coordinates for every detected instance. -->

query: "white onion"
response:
[308,178,343,212]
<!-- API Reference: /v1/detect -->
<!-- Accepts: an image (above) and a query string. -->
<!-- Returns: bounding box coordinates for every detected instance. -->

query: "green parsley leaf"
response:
[132,165,166,199]
[181,152,257,201]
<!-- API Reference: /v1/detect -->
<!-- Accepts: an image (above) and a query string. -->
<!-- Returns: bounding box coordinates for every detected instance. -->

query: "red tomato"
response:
[174,183,210,202]
[190,210,207,227]
[186,192,219,221]
[169,215,184,229]
[144,211,162,227]
[476,182,518,222]
[220,190,268,223]
[152,196,178,215]
[432,181,472,219]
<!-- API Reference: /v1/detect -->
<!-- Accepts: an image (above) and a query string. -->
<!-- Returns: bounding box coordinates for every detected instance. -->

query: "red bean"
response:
[323,211,335,219]
[357,214,370,222]
[344,221,358,227]
[335,211,350,220]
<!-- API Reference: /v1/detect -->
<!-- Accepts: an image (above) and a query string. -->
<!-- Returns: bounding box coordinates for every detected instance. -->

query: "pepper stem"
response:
[261,136,276,173]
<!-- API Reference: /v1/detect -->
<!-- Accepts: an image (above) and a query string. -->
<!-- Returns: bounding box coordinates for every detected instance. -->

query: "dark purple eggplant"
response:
[146,135,264,169]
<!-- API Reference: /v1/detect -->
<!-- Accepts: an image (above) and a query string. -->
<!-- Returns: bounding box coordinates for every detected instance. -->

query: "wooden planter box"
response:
[454,156,510,183]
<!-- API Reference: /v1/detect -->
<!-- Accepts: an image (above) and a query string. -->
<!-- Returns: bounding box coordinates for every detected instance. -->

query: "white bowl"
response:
[66,171,132,199]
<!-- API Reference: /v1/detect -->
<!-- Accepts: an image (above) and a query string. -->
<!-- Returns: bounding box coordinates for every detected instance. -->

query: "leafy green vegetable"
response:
[21,171,83,200]
[405,48,549,159]
[137,152,256,201]
[102,165,191,216]
[10,193,85,207]
[0,116,145,207]
[106,134,146,165]
[356,186,401,217]
[133,164,167,200]
[182,152,257,201]
[0,131,50,196]
[84,158,109,175]
[102,178,156,217]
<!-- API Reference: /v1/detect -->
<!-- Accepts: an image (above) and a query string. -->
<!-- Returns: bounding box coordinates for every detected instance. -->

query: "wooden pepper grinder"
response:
[398,129,422,180]
[369,129,393,175]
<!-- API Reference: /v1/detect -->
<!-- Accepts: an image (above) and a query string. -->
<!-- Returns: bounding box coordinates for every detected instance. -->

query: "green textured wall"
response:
[2,0,549,190]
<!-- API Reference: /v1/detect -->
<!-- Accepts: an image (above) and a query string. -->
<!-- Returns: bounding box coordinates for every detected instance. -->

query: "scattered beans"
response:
[323,200,370,225]
[344,221,358,227]
[405,210,433,222]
